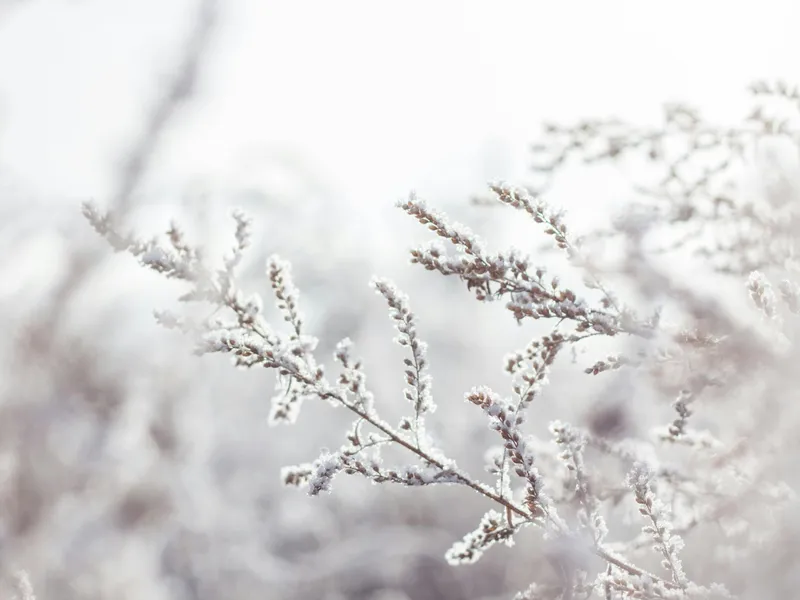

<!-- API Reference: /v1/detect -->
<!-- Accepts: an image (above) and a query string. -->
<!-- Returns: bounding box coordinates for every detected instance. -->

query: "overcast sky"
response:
[0,0,798,223]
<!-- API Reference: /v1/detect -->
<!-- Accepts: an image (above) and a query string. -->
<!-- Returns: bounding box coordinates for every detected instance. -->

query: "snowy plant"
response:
[82,81,800,599]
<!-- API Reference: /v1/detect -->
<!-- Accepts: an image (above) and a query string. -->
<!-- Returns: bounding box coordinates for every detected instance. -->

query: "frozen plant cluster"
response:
[79,81,800,599]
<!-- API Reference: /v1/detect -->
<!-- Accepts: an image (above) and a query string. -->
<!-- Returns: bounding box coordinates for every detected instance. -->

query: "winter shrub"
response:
[78,80,800,599]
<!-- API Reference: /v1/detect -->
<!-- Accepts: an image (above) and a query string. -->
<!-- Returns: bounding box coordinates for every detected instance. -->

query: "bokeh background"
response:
[0,1,798,598]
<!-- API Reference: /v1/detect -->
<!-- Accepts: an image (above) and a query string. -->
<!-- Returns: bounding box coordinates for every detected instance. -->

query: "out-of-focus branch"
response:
[112,0,219,220]
[29,0,220,343]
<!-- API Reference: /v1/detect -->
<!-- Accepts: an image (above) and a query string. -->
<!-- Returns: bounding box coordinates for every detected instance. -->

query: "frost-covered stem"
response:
[407,339,426,449]
[498,374,540,507]
[372,278,433,450]
[603,564,613,600]
[268,255,304,339]
[551,421,607,545]
[627,463,688,589]
[462,388,671,586]
[399,196,642,338]
[499,333,563,506]
[596,547,674,590]
[466,387,554,523]
[491,183,623,316]
[646,511,685,588]
[276,361,670,584]
[311,381,531,520]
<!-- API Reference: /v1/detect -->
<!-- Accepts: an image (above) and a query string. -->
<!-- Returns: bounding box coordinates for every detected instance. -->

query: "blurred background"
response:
[0,1,798,598]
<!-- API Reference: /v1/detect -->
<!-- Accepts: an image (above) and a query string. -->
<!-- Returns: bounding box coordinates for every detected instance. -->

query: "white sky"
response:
[0,0,798,222]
